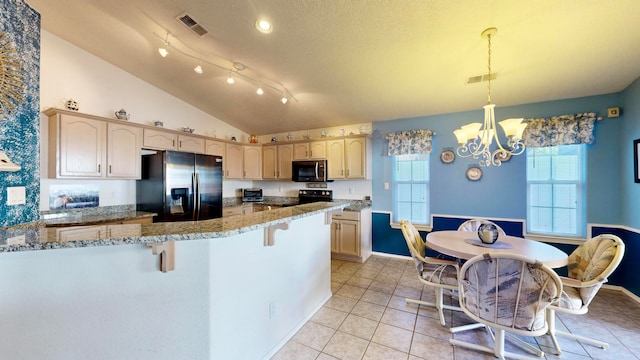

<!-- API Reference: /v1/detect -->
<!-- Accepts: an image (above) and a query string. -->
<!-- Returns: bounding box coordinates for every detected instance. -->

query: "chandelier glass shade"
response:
[454,28,527,167]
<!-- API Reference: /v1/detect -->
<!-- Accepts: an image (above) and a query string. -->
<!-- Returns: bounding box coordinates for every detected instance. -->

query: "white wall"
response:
[0,213,331,359]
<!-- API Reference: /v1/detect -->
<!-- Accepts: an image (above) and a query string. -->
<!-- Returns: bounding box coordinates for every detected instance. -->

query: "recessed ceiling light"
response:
[255,19,273,34]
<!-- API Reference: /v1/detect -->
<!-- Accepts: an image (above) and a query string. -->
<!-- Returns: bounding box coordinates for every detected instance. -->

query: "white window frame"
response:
[525,144,586,239]
[391,154,430,228]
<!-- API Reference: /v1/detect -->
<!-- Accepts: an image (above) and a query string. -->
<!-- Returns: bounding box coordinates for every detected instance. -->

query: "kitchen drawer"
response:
[332,210,360,221]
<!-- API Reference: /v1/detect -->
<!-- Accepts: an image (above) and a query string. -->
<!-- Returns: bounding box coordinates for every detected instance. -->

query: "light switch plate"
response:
[7,186,26,205]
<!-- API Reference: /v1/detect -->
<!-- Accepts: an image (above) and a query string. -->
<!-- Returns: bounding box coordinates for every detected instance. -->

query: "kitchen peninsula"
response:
[0,202,347,360]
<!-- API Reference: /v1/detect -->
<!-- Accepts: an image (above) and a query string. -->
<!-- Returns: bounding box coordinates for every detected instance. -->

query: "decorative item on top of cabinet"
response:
[115,109,130,120]
[64,99,79,111]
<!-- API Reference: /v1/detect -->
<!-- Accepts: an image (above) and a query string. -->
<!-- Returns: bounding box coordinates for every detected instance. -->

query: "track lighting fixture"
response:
[153,30,295,103]
[158,32,170,58]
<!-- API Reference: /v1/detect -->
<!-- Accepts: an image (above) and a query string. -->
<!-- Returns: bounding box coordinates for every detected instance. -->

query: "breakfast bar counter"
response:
[0,201,347,253]
[0,201,346,360]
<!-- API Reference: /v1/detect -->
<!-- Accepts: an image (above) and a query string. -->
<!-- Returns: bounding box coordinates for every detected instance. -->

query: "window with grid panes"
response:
[526,144,585,237]
[392,154,430,225]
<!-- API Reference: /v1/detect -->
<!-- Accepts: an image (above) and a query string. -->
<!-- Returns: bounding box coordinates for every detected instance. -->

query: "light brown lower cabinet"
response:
[331,209,372,263]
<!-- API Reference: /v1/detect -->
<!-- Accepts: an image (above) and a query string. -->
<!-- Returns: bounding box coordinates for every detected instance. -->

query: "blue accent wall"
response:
[371,87,639,297]
[0,0,40,227]
[372,94,622,224]
[621,77,640,229]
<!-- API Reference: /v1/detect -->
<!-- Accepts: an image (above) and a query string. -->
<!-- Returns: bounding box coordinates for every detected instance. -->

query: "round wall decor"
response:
[466,166,483,181]
[440,149,455,164]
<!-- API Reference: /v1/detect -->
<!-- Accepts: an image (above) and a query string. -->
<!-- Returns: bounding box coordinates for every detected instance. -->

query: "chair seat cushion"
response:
[555,286,587,311]
[421,262,458,286]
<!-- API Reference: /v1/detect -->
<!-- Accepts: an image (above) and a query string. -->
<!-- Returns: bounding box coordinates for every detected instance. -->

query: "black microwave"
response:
[292,160,327,182]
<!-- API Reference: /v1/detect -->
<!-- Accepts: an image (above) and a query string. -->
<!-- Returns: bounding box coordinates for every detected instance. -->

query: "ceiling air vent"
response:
[176,12,209,37]
[466,72,497,84]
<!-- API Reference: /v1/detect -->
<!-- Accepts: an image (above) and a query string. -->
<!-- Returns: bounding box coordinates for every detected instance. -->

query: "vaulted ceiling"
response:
[27,0,640,134]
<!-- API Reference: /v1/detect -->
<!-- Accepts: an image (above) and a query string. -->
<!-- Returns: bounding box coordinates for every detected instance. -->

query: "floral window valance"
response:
[522,112,598,148]
[386,129,435,156]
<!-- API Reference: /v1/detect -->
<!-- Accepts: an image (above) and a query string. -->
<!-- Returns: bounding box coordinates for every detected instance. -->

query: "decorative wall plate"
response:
[440,149,455,164]
[466,166,483,181]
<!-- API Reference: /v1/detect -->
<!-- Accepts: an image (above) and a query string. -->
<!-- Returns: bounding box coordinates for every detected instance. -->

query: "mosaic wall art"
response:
[0,0,40,227]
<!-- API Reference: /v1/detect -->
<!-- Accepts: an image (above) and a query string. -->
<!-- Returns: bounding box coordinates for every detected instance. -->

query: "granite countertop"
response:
[0,202,348,253]
[42,211,156,227]
[223,196,371,212]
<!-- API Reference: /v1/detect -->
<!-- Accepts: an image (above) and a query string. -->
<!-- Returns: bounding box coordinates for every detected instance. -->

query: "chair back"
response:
[566,234,625,306]
[458,218,506,236]
[400,219,430,273]
[458,252,562,336]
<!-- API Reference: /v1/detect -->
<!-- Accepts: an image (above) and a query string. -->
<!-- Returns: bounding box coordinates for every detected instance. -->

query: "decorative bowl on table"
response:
[477,223,499,244]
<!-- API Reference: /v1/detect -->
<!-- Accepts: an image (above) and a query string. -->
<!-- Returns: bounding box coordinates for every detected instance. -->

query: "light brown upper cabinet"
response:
[293,141,326,160]
[107,123,142,179]
[224,143,243,179]
[243,145,262,180]
[46,109,141,179]
[326,136,370,180]
[263,144,293,180]
[143,128,177,150]
[177,134,205,154]
[205,139,225,157]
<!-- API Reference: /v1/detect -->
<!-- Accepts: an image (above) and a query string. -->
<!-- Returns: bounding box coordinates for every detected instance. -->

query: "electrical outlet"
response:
[269,301,277,319]
[384,182,389,190]
[349,187,354,194]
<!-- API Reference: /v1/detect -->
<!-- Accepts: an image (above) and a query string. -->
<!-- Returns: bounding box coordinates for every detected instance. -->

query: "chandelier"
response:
[453,27,527,167]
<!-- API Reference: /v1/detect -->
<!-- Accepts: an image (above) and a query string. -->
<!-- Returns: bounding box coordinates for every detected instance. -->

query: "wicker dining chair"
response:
[450,252,562,360]
[400,219,461,326]
[458,218,506,236]
[546,234,625,355]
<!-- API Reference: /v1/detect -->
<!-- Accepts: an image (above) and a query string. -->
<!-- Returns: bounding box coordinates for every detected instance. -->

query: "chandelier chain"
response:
[487,32,492,105]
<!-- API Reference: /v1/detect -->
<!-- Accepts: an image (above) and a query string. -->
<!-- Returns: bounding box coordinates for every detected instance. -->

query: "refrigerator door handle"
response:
[192,173,198,221]
[195,172,201,220]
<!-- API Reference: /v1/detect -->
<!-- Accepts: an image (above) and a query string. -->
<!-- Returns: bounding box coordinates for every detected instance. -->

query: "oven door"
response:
[292,160,327,182]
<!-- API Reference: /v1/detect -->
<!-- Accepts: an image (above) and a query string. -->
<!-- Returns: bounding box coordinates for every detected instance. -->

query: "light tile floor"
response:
[272,255,640,360]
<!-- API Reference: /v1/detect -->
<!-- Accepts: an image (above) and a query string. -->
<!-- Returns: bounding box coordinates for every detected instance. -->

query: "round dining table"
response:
[426,230,568,268]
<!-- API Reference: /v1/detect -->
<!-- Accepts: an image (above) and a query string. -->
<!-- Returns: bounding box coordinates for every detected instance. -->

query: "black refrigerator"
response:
[136,150,223,222]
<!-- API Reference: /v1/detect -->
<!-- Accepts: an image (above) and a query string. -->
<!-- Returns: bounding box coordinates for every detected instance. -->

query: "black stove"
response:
[298,189,333,204]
